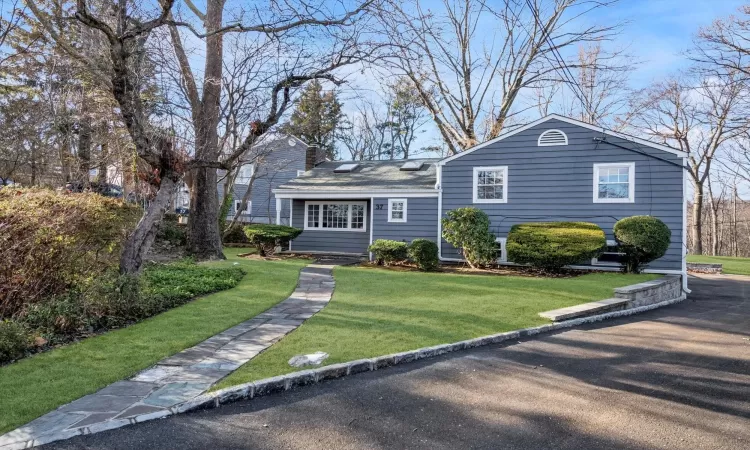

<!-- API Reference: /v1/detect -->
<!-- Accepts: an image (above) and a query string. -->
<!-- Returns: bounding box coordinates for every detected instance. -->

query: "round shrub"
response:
[244,224,303,256]
[368,239,408,266]
[507,222,606,271]
[614,216,671,273]
[0,320,29,364]
[408,239,439,271]
[441,207,496,268]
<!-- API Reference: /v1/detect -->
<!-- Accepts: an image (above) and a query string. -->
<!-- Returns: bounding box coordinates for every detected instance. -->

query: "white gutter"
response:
[436,165,443,260]
[681,154,691,294]
[273,189,438,199]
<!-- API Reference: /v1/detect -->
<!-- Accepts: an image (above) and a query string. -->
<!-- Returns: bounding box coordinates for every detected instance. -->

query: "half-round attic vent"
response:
[538,129,568,146]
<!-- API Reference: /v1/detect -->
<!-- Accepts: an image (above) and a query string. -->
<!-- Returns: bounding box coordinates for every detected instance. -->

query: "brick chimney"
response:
[305,144,324,170]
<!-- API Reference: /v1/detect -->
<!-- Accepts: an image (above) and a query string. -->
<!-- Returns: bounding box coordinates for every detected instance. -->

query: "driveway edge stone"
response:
[1,287,685,449]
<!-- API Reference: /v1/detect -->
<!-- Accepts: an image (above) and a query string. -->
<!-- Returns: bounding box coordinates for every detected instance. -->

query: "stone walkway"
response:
[0,260,354,449]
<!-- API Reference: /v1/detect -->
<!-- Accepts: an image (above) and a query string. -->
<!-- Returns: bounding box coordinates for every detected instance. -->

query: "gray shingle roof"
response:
[277,159,440,191]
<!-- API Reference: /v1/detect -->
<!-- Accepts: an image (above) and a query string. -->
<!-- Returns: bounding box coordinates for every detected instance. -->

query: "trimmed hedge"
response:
[441,207,496,268]
[614,216,671,273]
[368,239,408,266]
[0,188,141,318]
[244,224,302,256]
[507,222,606,271]
[408,239,439,271]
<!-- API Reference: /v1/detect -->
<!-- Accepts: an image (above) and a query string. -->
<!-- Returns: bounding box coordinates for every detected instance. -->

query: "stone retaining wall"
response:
[687,263,723,274]
[613,275,682,308]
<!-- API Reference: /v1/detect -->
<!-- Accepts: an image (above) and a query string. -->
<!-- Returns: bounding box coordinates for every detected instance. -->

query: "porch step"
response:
[538,298,629,322]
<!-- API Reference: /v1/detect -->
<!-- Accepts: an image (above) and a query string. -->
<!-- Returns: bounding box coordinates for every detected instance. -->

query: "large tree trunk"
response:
[692,183,704,255]
[97,142,109,183]
[733,185,738,257]
[188,167,224,258]
[186,0,226,261]
[709,205,719,256]
[78,118,92,185]
[120,175,178,274]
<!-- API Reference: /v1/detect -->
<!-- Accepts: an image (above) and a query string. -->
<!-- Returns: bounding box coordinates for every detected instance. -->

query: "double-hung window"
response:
[593,163,635,203]
[234,200,250,214]
[473,166,508,203]
[236,164,254,184]
[304,201,367,232]
[388,199,407,223]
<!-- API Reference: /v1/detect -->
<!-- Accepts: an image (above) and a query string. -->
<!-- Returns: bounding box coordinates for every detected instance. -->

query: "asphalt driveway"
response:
[46,274,750,450]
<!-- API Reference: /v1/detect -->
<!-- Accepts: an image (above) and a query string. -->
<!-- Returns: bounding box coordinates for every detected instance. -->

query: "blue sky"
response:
[586,0,744,87]
[352,0,748,157]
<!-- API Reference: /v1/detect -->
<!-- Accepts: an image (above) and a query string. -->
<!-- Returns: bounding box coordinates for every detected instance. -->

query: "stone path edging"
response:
[0,260,348,450]
[1,276,685,450]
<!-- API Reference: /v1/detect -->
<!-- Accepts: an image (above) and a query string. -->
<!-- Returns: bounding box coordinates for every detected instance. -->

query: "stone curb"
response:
[2,292,686,449]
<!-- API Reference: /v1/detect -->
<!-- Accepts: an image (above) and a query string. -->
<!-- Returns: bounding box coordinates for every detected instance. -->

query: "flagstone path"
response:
[0,259,355,449]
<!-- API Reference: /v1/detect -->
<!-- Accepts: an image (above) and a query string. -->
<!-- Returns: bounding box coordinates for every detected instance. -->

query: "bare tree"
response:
[689,6,750,80]
[557,44,636,126]
[164,0,376,260]
[25,0,191,274]
[630,74,750,255]
[706,175,728,255]
[379,0,620,155]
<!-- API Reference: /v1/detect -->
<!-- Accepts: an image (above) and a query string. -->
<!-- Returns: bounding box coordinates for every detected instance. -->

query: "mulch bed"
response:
[357,261,598,278]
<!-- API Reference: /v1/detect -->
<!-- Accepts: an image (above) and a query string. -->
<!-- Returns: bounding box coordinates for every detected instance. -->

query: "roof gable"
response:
[439,114,686,165]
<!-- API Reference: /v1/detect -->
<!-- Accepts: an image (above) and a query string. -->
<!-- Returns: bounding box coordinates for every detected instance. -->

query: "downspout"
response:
[682,155,691,294]
[436,163,444,261]
[369,197,374,261]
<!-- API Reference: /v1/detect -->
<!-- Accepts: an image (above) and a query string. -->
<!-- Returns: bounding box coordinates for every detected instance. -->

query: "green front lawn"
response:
[688,255,750,275]
[0,249,308,434]
[215,267,658,389]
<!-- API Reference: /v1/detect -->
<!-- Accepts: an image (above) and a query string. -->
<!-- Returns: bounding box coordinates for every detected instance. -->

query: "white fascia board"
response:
[273,189,438,199]
[438,114,686,165]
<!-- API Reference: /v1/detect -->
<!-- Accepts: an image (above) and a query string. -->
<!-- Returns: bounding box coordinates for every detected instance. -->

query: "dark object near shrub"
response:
[368,239,408,266]
[0,188,141,318]
[507,222,606,271]
[0,320,28,363]
[614,216,671,273]
[223,222,249,244]
[244,224,302,256]
[441,207,496,268]
[408,239,439,271]
[156,214,187,245]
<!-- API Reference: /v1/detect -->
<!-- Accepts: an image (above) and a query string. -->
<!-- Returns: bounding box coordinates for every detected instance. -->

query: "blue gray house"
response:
[218,134,324,224]
[273,115,687,285]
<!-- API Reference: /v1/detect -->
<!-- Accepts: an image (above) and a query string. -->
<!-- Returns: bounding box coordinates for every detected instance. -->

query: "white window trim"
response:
[593,162,635,204]
[303,200,368,232]
[296,170,305,176]
[473,166,508,204]
[387,198,407,223]
[495,237,508,263]
[537,129,568,146]
[234,200,251,214]
[236,163,254,185]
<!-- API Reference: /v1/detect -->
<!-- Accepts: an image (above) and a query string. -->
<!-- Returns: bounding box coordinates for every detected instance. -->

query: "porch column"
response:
[275,198,281,225]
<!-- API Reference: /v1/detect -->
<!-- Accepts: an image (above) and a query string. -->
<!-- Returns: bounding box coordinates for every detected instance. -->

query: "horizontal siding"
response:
[372,197,439,243]
[220,141,307,223]
[290,199,370,254]
[441,119,684,271]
